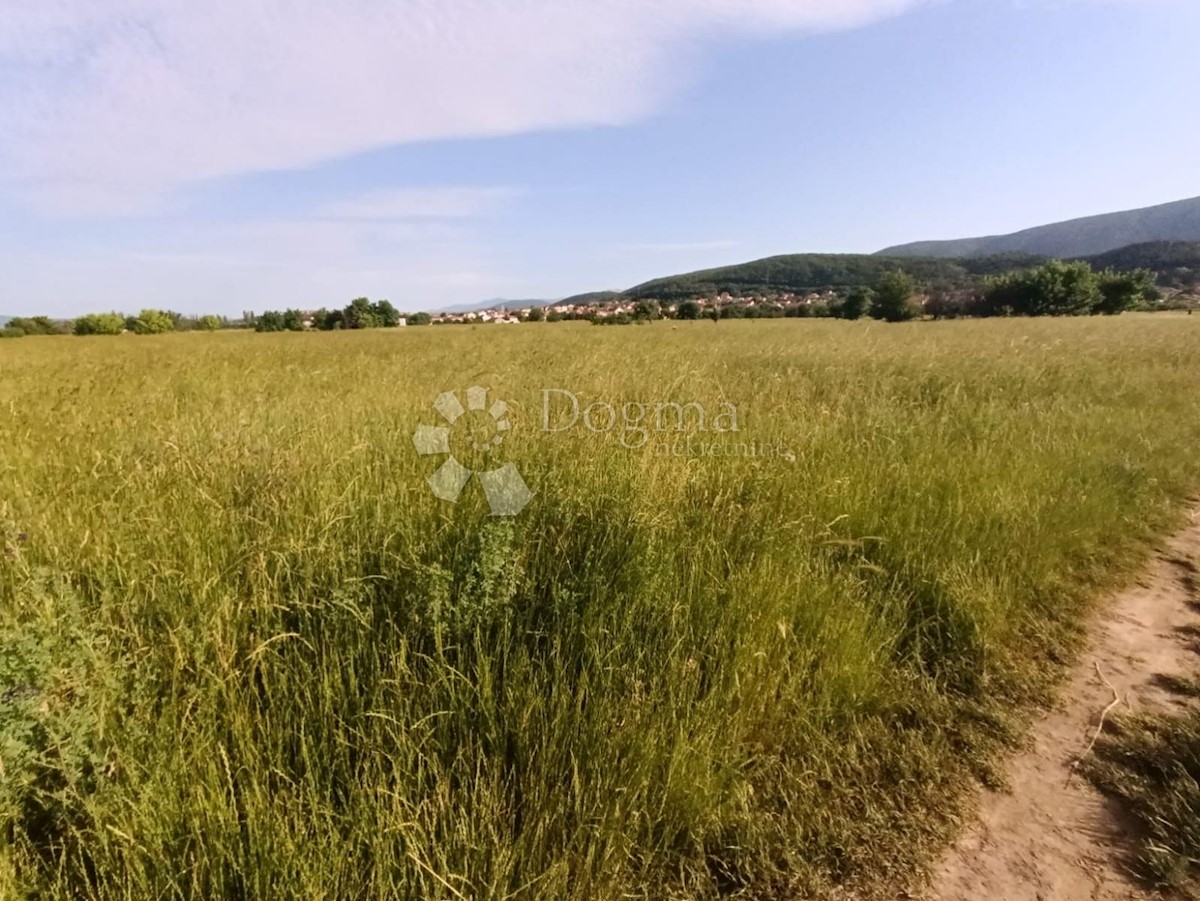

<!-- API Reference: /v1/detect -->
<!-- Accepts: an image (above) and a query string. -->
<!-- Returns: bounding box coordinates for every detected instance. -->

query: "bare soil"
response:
[927,507,1200,901]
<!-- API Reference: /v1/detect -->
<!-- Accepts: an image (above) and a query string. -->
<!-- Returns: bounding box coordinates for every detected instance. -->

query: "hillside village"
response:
[429,291,841,324]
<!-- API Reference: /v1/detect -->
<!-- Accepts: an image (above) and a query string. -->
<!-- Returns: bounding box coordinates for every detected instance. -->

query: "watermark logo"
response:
[412,386,534,516]
[541,389,741,450]
[540,389,793,459]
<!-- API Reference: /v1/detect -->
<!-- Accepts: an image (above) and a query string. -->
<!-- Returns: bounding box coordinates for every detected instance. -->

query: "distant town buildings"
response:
[419,291,842,324]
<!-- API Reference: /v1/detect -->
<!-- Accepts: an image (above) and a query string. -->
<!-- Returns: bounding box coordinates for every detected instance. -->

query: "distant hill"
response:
[1083,240,1200,271]
[879,195,1200,259]
[433,297,556,314]
[622,252,1046,301]
[555,291,624,307]
[569,240,1193,305]
[1081,240,1200,290]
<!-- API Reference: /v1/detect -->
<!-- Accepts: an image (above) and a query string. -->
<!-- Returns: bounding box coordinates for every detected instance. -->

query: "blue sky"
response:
[1,0,1197,317]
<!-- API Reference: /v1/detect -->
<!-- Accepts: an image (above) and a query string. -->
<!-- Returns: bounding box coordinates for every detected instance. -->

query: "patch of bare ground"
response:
[926,507,1200,901]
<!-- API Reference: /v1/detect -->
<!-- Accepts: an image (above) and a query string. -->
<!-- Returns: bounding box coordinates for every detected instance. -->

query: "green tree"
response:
[127,309,175,334]
[1094,268,1155,316]
[255,311,286,332]
[983,260,1099,317]
[8,316,61,336]
[676,300,702,320]
[870,272,920,322]
[408,312,432,326]
[281,309,306,331]
[371,300,401,327]
[634,300,661,322]
[198,315,222,331]
[73,313,126,335]
[836,287,871,321]
[525,306,545,322]
[343,298,379,330]
[315,308,342,330]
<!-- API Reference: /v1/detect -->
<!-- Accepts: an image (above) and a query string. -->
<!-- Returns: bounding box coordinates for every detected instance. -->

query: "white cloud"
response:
[0,0,930,215]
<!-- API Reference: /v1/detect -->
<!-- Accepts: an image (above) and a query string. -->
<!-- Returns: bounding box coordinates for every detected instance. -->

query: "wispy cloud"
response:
[0,0,933,215]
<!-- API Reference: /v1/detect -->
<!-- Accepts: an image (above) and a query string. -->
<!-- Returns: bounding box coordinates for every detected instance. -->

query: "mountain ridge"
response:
[878,195,1200,259]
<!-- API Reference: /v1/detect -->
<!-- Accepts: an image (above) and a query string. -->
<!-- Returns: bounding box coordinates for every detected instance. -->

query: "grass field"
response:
[3,317,1200,899]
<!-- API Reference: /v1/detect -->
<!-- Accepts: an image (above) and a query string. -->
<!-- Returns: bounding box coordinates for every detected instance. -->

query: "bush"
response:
[1,572,114,854]
[73,313,125,336]
[7,317,62,336]
[126,309,175,335]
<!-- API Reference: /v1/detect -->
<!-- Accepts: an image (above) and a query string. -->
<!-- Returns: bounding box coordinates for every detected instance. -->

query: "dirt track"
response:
[928,507,1200,901]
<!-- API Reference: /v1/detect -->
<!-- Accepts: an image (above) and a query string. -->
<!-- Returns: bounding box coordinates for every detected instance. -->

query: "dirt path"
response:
[927,507,1200,901]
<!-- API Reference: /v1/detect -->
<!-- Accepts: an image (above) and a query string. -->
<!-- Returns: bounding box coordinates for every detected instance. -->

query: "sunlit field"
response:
[4,317,1200,899]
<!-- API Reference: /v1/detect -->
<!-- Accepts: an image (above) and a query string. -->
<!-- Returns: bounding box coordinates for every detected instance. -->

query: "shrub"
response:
[0,572,114,854]
[7,317,62,336]
[126,309,175,335]
[72,313,125,336]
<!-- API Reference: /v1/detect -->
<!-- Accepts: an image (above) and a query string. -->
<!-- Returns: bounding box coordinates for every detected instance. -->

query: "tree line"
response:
[2,311,229,338]
[820,262,1158,322]
[252,298,413,332]
[0,298,421,338]
[0,260,1175,339]
[602,261,1161,324]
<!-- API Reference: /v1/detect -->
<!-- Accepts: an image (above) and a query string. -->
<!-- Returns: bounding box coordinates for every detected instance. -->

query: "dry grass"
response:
[2,317,1200,899]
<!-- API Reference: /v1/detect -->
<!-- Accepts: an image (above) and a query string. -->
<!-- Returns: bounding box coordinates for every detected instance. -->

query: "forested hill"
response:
[604,239,1200,302]
[1081,241,1200,287]
[878,195,1200,259]
[622,253,1045,301]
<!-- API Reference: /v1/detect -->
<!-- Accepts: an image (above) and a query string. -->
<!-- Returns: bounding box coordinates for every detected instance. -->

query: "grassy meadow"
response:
[3,317,1200,899]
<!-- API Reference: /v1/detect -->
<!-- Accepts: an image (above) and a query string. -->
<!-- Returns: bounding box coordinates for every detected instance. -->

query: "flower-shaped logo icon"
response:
[412,386,534,516]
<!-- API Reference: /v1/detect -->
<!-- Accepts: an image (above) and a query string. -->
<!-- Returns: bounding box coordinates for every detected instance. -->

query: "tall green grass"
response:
[3,317,1200,899]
